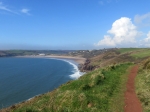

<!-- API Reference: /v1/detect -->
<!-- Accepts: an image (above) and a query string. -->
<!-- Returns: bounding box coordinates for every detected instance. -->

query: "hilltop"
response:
[1,48,150,112]
[0,50,74,57]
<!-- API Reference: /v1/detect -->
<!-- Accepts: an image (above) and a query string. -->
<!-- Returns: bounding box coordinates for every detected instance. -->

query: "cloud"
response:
[0,2,31,15]
[0,2,17,14]
[96,17,141,47]
[21,8,31,15]
[134,12,150,27]
[142,31,150,47]
[96,35,116,46]
[144,31,150,42]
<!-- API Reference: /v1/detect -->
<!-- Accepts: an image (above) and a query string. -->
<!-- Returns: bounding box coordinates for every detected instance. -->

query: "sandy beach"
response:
[16,55,86,65]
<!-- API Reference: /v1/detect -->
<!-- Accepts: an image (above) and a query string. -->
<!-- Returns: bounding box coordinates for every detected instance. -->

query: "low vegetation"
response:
[118,48,150,58]
[131,49,150,58]
[3,63,132,112]
[136,58,150,112]
[118,48,144,54]
[0,50,73,57]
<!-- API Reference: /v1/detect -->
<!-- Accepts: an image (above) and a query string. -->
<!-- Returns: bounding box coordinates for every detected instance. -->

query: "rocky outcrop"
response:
[79,59,96,72]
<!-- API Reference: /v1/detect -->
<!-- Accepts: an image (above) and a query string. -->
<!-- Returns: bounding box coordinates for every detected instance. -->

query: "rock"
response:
[79,59,96,72]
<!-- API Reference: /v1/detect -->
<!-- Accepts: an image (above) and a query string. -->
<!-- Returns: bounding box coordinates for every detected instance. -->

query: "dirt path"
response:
[124,65,142,112]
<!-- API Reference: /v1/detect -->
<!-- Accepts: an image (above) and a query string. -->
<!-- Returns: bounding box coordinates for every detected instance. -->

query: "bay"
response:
[0,57,80,109]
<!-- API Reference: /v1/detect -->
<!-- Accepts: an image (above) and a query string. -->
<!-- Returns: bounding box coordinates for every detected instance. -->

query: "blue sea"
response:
[0,57,82,109]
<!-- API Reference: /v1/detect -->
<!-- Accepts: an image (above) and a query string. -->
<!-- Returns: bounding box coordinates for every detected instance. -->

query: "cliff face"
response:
[79,49,137,72]
[79,51,118,72]
[79,59,96,72]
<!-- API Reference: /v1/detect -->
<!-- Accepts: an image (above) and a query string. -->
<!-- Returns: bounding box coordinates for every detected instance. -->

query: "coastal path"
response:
[124,65,142,112]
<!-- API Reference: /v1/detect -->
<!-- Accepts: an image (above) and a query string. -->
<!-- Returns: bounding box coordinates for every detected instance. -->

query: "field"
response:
[119,48,150,58]
[131,49,150,58]
[118,48,144,54]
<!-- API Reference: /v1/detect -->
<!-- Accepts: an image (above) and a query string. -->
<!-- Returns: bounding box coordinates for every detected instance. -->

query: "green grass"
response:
[4,63,132,112]
[136,70,150,112]
[131,49,150,58]
[118,48,143,54]
[118,48,150,58]
[5,50,36,56]
[136,59,150,112]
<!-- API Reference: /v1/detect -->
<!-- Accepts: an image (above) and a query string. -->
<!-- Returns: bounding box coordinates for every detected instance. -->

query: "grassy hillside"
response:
[0,50,74,57]
[2,63,132,112]
[118,48,144,54]
[81,49,135,72]
[131,49,150,58]
[136,58,150,112]
[118,48,150,58]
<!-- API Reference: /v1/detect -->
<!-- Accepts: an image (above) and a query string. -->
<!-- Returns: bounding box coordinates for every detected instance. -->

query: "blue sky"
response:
[0,0,150,50]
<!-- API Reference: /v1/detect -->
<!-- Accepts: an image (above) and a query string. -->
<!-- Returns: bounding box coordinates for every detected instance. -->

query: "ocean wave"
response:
[64,60,84,80]
[47,58,84,80]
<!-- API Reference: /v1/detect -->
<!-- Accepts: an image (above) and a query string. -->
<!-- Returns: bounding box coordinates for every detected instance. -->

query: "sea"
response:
[0,57,83,109]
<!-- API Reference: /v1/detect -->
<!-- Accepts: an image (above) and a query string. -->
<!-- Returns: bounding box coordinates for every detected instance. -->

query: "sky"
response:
[0,0,150,50]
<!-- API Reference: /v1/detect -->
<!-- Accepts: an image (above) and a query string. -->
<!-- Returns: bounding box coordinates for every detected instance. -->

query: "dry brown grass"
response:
[136,58,150,112]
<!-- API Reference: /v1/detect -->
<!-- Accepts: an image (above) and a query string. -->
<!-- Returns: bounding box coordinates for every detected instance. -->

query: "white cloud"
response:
[21,8,31,15]
[0,2,17,14]
[144,31,150,42]
[0,2,31,15]
[96,17,141,47]
[97,35,116,46]
[134,12,150,27]
[134,12,150,24]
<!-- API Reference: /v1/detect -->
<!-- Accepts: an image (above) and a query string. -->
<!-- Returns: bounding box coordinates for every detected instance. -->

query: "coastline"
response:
[16,55,86,79]
[0,56,86,110]
[15,55,86,65]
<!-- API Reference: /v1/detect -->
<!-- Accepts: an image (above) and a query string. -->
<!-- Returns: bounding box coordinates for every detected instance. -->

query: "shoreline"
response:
[16,55,86,79]
[15,55,86,65]
[0,55,86,110]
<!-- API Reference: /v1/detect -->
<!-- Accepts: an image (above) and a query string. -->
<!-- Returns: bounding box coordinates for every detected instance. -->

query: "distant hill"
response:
[0,50,75,57]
